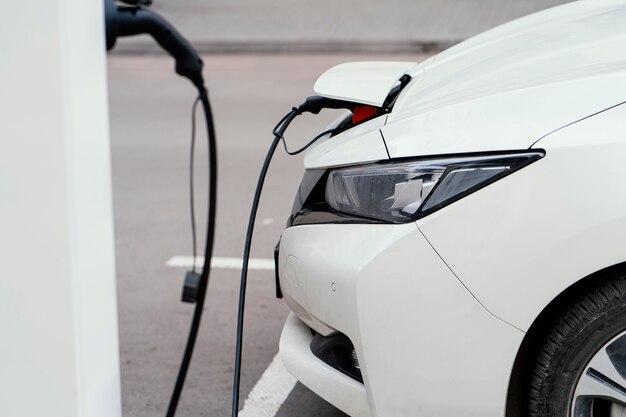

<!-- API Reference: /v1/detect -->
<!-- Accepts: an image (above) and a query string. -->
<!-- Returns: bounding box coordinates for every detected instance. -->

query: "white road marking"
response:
[166,256,275,271]
[238,354,297,417]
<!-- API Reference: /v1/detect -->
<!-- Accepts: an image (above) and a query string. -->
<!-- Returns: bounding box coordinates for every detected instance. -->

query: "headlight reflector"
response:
[325,152,543,222]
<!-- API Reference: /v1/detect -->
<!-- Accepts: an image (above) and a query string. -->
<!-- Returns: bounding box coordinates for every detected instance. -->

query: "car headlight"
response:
[325,152,544,223]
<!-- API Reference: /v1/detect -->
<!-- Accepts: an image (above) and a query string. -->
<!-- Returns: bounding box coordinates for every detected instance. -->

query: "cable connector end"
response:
[181,270,201,303]
[297,96,359,114]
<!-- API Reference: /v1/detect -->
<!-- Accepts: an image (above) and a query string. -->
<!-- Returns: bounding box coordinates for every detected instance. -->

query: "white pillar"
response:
[0,0,122,416]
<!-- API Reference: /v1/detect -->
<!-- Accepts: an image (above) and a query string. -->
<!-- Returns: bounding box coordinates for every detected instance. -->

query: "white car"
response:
[276,1,626,417]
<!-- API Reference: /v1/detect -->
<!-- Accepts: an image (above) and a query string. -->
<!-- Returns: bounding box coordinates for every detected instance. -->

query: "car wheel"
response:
[529,275,626,417]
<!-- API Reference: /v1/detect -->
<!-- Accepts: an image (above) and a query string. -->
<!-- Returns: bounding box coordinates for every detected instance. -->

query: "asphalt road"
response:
[108,52,427,417]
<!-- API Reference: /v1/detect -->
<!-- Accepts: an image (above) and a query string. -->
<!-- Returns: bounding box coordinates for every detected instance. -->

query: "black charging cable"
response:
[231,96,359,417]
[166,89,217,417]
[189,96,201,274]
[281,128,336,156]
[104,1,219,415]
[105,3,369,413]
[231,108,299,417]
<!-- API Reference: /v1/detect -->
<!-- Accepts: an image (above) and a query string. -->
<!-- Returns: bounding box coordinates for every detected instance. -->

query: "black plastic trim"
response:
[291,203,386,226]
[273,240,282,299]
[287,169,328,227]
[310,332,363,383]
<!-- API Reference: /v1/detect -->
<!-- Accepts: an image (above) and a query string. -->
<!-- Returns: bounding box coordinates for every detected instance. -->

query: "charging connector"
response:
[182,271,202,303]
[297,95,360,114]
[104,0,205,89]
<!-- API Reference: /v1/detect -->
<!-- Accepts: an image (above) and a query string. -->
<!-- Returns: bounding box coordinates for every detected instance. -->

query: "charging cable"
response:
[231,97,361,416]
[104,1,218,415]
[166,90,217,417]
[105,2,377,413]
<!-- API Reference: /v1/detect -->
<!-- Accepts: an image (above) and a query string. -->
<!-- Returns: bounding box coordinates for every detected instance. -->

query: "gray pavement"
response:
[108,52,426,417]
[115,0,573,53]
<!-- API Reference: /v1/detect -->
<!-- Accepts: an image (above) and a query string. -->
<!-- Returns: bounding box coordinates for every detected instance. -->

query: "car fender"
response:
[416,101,626,331]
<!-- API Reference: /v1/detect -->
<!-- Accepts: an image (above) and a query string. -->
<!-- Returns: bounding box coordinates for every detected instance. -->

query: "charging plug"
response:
[182,271,201,303]
[104,0,205,90]
[297,96,360,114]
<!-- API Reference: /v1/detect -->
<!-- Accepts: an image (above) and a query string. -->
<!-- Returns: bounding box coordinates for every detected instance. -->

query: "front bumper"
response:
[279,313,371,417]
[277,222,525,417]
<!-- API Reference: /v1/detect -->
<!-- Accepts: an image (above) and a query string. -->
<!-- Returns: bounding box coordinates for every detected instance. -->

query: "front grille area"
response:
[310,332,363,383]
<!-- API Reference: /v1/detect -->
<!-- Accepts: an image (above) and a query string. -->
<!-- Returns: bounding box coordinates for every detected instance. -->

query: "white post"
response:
[0,0,122,416]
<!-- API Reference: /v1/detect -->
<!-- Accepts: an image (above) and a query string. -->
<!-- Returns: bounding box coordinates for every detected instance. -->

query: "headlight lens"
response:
[325,152,543,222]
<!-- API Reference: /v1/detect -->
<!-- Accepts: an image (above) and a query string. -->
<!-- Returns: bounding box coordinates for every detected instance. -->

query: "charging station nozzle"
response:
[104,0,205,90]
[297,95,362,115]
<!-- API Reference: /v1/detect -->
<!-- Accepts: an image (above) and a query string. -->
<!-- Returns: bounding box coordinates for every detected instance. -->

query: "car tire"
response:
[529,275,626,417]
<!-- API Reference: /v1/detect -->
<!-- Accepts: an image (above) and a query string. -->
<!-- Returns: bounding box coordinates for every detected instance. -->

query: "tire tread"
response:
[528,275,626,417]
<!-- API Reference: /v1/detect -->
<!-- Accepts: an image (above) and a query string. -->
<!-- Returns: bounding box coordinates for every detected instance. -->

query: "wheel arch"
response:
[505,261,626,417]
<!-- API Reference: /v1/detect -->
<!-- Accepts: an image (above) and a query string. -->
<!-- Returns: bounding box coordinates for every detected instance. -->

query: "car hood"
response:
[384,0,626,158]
[305,0,626,168]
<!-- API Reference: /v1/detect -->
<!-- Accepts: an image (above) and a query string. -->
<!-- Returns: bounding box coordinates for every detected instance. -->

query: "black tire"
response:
[529,275,626,417]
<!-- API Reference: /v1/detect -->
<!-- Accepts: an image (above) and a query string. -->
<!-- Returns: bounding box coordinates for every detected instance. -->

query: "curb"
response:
[110,40,460,55]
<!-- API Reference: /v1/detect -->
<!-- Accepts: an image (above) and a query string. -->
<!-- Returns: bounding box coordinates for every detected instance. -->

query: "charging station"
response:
[0,1,122,416]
